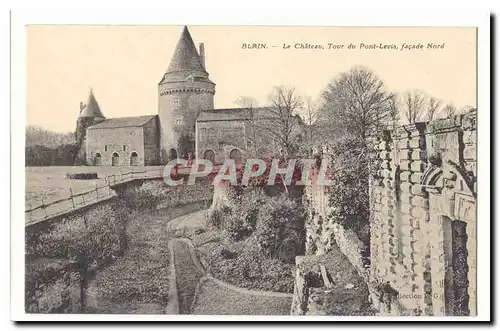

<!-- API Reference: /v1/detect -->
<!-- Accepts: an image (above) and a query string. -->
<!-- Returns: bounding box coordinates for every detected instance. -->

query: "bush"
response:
[254,194,306,263]
[210,237,296,293]
[207,206,232,229]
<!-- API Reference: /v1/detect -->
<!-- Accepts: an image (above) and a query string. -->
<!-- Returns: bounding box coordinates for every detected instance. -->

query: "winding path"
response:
[166,211,293,315]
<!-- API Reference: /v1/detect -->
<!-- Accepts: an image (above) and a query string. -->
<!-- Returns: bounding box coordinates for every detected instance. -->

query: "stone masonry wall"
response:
[369,110,477,316]
[292,110,477,317]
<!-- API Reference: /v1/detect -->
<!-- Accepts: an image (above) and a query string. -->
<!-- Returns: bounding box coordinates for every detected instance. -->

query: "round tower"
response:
[75,89,105,164]
[158,26,215,162]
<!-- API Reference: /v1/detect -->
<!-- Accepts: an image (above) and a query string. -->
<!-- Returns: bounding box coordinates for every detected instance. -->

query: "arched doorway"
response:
[421,163,476,316]
[169,148,178,161]
[112,152,119,166]
[130,152,138,166]
[203,149,215,164]
[94,153,101,166]
[229,148,242,163]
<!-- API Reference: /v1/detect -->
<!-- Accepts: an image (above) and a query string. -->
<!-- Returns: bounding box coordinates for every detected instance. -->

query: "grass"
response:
[25,165,164,208]
[191,278,292,315]
[85,207,177,314]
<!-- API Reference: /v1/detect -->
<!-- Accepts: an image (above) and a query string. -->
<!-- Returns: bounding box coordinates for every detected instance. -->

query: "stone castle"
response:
[75,26,293,166]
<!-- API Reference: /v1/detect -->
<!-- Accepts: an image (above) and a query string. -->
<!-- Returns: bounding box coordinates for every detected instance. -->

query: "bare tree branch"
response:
[426,96,442,121]
[235,96,259,154]
[402,89,427,123]
[260,86,304,158]
[442,102,457,119]
[317,66,393,140]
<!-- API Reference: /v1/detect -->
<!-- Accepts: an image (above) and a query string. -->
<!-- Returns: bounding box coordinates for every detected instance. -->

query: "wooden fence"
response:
[25,168,166,226]
[24,163,232,226]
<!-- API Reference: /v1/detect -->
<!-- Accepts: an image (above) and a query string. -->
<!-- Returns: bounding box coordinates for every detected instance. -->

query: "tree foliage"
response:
[26,143,79,166]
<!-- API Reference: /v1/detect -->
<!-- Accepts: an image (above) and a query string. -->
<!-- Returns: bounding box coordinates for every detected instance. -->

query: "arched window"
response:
[203,149,216,164]
[94,153,102,166]
[130,152,139,166]
[229,148,242,163]
[169,148,178,161]
[112,152,120,166]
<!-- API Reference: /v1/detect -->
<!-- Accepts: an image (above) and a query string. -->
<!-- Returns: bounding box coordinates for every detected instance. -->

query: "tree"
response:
[301,96,317,154]
[426,96,442,121]
[235,96,259,155]
[262,86,305,158]
[387,93,400,130]
[402,89,427,123]
[442,102,457,119]
[317,66,394,140]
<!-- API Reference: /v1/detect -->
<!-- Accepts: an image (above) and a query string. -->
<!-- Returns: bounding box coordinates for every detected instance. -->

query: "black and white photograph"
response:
[7,8,492,323]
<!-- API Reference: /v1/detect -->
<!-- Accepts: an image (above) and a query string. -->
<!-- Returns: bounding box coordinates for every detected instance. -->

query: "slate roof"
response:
[87,115,157,129]
[196,108,272,122]
[166,26,206,74]
[79,89,105,118]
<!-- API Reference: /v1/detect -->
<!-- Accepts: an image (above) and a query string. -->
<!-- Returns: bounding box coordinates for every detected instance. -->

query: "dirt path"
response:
[167,210,293,315]
[172,240,204,314]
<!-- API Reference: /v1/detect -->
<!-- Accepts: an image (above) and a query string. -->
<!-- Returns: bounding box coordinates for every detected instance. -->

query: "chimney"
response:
[199,43,205,69]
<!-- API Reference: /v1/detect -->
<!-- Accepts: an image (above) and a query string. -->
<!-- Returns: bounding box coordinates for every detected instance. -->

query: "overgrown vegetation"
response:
[323,135,371,246]
[204,187,305,293]
[25,181,213,313]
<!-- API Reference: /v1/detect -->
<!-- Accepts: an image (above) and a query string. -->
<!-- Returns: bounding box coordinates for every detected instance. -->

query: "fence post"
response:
[41,197,47,218]
[82,191,86,205]
[26,202,31,222]
[69,188,76,208]
[95,183,99,201]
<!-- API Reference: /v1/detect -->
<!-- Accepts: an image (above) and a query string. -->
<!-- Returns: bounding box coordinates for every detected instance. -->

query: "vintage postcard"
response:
[11,14,490,322]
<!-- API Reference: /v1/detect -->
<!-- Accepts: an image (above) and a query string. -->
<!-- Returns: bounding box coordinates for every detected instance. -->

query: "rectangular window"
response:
[175,115,183,126]
[104,145,108,152]
[123,145,127,152]
[200,128,207,142]
[173,97,180,110]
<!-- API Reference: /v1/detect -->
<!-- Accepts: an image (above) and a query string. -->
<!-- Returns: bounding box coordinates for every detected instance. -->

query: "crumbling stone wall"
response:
[291,183,372,315]
[369,110,477,316]
[303,184,368,276]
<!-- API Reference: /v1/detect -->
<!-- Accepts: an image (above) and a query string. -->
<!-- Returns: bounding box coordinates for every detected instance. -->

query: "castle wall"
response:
[369,111,476,316]
[143,117,160,166]
[292,110,477,316]
[196,120,252,163]
[86,126,145,166]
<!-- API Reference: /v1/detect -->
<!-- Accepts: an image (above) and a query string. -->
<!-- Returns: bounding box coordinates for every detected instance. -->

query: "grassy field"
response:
[25,166,164,209]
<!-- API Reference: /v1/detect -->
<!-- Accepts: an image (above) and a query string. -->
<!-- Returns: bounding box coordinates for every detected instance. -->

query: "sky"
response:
[26,25,477,132]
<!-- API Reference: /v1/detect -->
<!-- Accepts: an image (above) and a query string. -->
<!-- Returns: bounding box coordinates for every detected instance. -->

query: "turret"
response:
[75,89,105,164]
[158,26,216,162]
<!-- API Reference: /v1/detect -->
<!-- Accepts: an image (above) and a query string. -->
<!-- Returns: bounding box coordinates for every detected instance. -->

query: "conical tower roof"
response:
[79,89,105,118]
[166,26,206,74]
